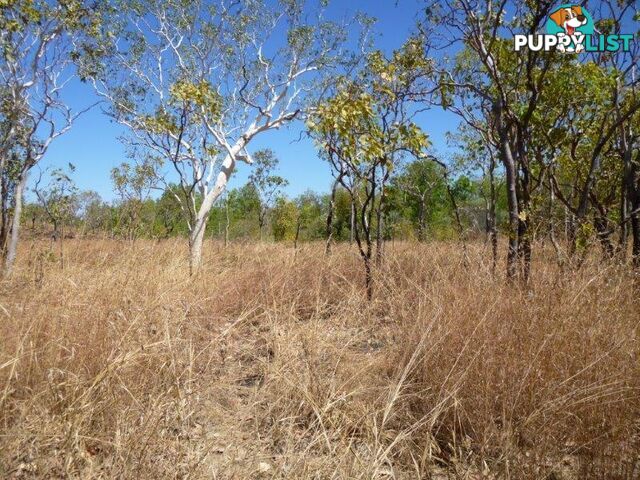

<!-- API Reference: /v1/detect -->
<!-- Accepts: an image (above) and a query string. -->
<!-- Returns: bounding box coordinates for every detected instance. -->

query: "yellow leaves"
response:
[169,80,222,118]
[396,122,429,153]
[309,84,430,168]
[139,108,178,135]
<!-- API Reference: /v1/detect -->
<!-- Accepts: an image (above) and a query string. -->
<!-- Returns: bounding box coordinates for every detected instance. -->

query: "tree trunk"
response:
[375,201,384,266]
[632,210,640,268]
[517,161,532,283]
[258,212,264,241]
[497,119,520,280]
[189,216,208,275]
[364,255,373,301]
[630,160,640,267]
[594,216,615,259]
[3,172,27,277]
[349,200,355,245]
[549,176,564,267]
[224,198,230,248]
[375,166,390,266]
[188,146,241,273]
[325,177,339,256]
[485,156,498,274]
[0,171,9,256]
[619,176,629,257]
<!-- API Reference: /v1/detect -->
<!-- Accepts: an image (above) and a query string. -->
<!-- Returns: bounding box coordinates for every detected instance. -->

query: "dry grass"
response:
[1,238,639,479]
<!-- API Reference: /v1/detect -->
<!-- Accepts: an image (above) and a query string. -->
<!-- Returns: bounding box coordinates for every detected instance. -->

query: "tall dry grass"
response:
[0,238,639,479]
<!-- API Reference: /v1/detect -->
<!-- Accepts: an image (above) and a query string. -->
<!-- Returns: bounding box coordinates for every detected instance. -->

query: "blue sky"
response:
[38,0,460,202]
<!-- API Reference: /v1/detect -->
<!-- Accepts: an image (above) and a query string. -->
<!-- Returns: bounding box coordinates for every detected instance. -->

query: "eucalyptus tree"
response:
[248,149,288,240]
[32,164,79,268]
[427,0,640,277]
[308,38,434,299]
[391,157,448,242]
[448,127,500,270]
[0,0,98,275]
[91,0,349,274]
[530,61,622,260]
[111,158,160,240]
[425,0,562,282]
[590,0,640,265]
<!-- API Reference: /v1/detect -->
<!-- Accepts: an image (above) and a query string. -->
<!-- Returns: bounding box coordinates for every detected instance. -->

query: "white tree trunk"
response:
[188,145,241,274]
[4,172,27,277]
[189,216,208,275]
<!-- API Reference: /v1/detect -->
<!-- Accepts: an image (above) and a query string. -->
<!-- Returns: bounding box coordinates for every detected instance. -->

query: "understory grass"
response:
[1,239,639,478]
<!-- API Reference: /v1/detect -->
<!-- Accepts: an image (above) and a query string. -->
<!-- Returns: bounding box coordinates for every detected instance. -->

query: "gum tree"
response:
[248,149,288,240]
[308,39,433,299]
[32,164,78,268]
[92,0,348,274]
[425,0,560,282]
[0,0,98,275]
[111,158,160,241]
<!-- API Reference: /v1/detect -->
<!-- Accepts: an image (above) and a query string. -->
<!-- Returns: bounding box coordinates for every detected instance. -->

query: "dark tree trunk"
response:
[485,154,498,274]
[594,216,615,259]
[497,118,520,280]
[0,157,8,257]
[349,200,355,245]
[632,213,640,268]
[517,159,532,284]
[294,216,301,252]
[619,176,629,257]
[375,171,387,267]
[325,177,340,256]
[0,180,9,256]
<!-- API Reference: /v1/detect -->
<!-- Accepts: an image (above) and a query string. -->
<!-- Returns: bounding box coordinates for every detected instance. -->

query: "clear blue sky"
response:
[39,0,460,202]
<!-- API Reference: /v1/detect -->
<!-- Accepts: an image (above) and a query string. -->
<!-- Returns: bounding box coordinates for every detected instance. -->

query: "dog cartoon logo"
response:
[515,4,632,53]
[546,4,594,52]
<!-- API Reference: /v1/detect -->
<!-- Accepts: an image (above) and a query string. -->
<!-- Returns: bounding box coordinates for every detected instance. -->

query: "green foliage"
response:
[271,197,298,241]
[32,164,79,234]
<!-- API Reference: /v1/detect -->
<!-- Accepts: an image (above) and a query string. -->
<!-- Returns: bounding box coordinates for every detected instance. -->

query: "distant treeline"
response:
[22,159,508,245]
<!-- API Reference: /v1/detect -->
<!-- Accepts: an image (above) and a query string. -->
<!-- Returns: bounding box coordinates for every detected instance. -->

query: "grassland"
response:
[1,239,639,479]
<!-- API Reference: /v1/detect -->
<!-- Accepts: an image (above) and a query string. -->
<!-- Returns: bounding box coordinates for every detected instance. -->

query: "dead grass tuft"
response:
[1,239,639,478]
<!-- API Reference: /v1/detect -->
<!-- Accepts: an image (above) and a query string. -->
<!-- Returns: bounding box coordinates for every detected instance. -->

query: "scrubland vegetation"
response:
[1,239,639,479]
[2,0,640,477]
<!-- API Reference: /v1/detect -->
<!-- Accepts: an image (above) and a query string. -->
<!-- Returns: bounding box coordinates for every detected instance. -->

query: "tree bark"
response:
[632,210,640,268]
[497,115,520,280]
[517,159,532,283]
[188,144,242,273]
[325,177,339,256]
[485,155,498,274]
[375,196,384,266]
[189,216,209,276]
[0,176,9,255]
[3,172,27,277]
[349,199,355,245]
